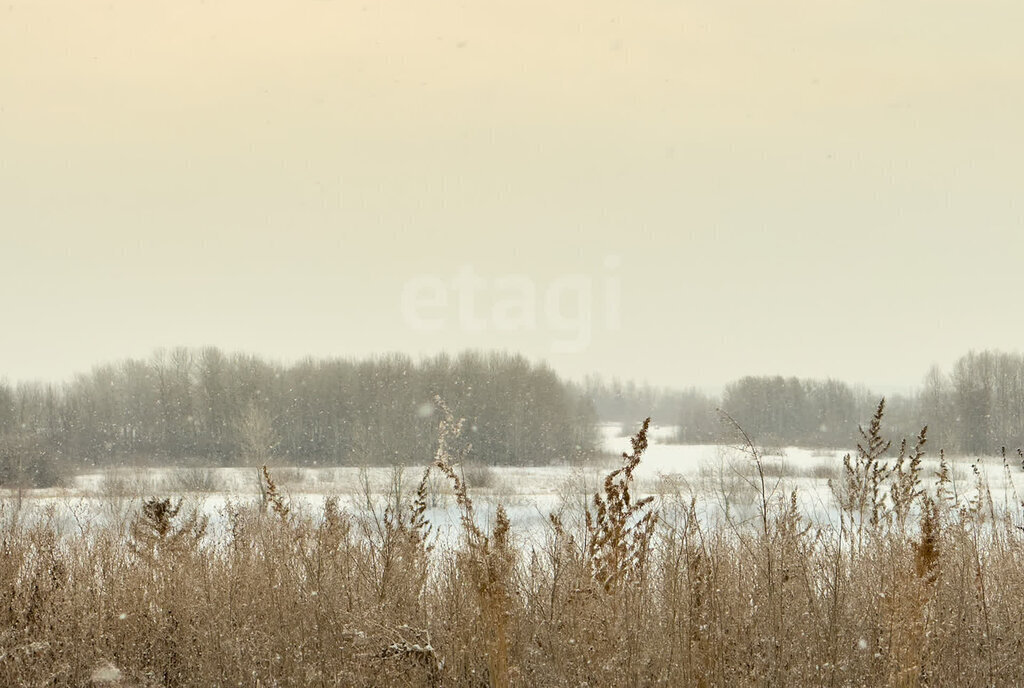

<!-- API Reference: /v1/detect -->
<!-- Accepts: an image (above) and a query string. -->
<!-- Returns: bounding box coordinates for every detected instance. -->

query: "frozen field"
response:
[4,423,1024,544]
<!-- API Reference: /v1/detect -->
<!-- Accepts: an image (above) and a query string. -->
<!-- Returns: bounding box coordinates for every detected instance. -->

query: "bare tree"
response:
[236,402,277,506]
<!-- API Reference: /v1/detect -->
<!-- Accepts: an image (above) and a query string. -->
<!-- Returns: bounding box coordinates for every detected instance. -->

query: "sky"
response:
[2,0,1023,392]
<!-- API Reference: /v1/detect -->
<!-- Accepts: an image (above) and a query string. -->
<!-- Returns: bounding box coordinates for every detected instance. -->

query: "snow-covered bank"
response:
[3,423,1022,545]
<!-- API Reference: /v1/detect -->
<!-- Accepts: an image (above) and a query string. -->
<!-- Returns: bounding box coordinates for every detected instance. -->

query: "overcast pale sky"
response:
[2,1,1022,391]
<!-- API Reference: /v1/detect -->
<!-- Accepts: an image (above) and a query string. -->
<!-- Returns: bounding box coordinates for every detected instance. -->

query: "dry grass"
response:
[4,402,1024,686]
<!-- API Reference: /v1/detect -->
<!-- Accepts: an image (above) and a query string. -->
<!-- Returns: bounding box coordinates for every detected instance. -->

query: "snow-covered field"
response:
[4,423,1023,545]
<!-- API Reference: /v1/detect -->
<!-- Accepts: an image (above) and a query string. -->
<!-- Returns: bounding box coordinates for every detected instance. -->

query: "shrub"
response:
[459,461,495,490]
[163,466,222,493]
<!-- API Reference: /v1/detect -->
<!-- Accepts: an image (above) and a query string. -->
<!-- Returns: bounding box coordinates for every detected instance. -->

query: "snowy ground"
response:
[4,423,1024,545]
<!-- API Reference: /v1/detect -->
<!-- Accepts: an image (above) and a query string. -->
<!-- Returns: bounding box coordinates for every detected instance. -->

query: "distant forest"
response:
[3,348,1024,488]
[586,350,1024,456]
[0,349,596,485]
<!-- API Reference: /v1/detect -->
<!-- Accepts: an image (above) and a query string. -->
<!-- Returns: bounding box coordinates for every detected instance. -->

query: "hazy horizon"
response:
[0,342,950,400]
[3,1,1022,391]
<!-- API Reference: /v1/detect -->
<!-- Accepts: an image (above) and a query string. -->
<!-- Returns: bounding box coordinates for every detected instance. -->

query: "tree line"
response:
[585,350,1024,454]
[5,347,1021,488]
[0,349,597,486]
[582,375,882,447]
[919,350,1024,455]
